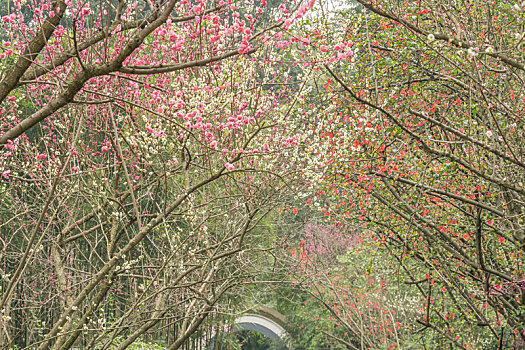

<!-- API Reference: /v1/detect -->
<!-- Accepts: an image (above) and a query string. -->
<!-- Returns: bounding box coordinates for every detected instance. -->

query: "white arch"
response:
[208,312,292,349]
[234,314,288,342]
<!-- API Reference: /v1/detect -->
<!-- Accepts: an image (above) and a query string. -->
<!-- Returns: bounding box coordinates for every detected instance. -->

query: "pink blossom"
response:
[210,140,218,148]
[224,163,234,171]
[101,146,108,152]
[81,6,91,16]
[2,170,10,179]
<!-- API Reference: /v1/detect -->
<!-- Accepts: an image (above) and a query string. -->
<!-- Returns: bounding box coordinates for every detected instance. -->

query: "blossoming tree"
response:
[0,0,315,348]
[300,0,525,347]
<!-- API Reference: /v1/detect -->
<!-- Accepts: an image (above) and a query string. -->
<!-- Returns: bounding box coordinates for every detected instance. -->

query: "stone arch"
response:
[209,306,292,349]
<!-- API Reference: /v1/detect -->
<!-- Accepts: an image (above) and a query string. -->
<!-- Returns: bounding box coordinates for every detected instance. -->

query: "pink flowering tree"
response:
[302,221,358,264]
[0,0,315,348]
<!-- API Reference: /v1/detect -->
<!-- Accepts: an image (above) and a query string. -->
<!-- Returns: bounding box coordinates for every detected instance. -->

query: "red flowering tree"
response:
[297,0,525,347]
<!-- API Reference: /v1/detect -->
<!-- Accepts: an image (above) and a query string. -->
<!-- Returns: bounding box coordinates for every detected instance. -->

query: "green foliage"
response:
[215,330,283,350]
[94,337,167,350]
